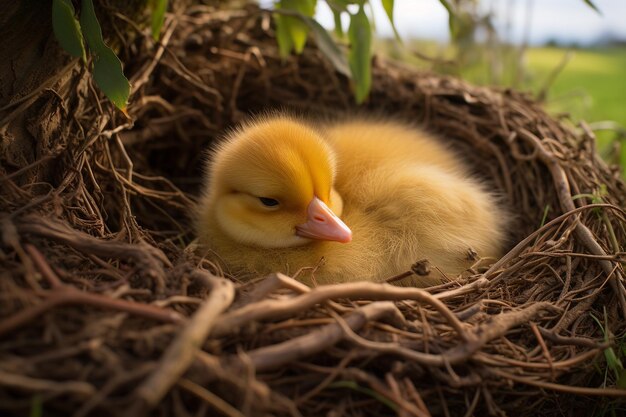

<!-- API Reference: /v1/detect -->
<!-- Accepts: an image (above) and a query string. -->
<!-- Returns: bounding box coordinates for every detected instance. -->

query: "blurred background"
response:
[265,0,626,171]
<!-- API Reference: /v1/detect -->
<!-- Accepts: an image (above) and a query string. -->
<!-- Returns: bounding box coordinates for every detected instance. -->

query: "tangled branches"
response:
[1,4,626,417]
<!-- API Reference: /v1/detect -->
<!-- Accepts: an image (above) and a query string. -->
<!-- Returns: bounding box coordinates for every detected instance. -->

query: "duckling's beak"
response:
[295,197,352,243]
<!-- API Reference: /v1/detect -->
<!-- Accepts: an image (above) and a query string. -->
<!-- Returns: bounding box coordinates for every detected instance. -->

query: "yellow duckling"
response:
[196,114,507,286]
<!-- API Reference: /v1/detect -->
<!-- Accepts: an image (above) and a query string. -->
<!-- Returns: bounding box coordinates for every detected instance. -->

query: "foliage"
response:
[271,0,609,106]
[52,0,87,62]
[274,0,399,103]
[275,0,316,56]
[359,0,624,175]
[51,0,169,111]
[29,396,42,417]
[51,0,605,110]
[151,0,169,40]
[79,0,131,111]
[525,47,626,155]
[590,310,626,389]
[347,3,371,103]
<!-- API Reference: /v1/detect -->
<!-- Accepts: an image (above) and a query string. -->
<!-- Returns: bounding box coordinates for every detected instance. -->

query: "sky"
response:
[298,0,626,45]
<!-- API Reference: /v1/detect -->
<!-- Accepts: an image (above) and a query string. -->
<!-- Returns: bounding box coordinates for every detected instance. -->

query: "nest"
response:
[2,4,626,417]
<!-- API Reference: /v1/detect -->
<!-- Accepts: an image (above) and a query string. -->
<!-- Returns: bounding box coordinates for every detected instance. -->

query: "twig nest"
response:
[1,5,625,417]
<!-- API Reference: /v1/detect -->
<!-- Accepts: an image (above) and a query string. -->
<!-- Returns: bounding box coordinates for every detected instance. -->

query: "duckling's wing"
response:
[342,164,505,276]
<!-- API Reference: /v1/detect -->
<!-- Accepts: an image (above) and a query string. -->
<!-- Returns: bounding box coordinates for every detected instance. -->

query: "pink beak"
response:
[295,197,352,243]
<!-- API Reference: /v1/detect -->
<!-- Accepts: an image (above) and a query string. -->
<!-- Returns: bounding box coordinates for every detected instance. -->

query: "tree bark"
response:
[0,0,148,181]
[0,1,69,176]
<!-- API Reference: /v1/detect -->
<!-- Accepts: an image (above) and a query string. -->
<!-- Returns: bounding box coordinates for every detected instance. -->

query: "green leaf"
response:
[348,4,372,103]
[274,1,307,56]
[590,313,607,339]
[273,8,350,77]
[80,0,130,110]
[539,204,550,228]
[583,0,602,14]
[327,0,350,11]
[303,16,351,77]
[381,0,401,42]
[438,0,458,37]
[274,12,294,58]
[303,0,317,15]
[438,0,455,15]
[93,48,131,111]
[80,0,105,54]
[604,346,623,374]
[274,0,317,58]
[617,369,626,389]
[288,16,309,53]
[279,0,316,54]
[151,0,169,41]
[274,12,293,59]
[52,0,86,62]
[29,395,43,417]
[332,8,344,38]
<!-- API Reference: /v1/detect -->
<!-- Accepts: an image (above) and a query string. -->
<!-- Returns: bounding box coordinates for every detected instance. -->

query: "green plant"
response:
[272,0,601,104]
[52,0,169,112]
[29,395,43,417]
[573,185,622,251]
[51,0,603,109]
[590,309,626,389]
[273,0,398,103]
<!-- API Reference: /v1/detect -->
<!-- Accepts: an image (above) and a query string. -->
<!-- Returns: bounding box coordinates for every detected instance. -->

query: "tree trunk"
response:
[0,0,148,182]
[0,1,69,176]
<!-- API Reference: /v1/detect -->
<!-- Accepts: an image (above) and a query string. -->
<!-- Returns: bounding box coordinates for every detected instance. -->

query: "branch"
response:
[178,378,245,417]
[434,277,489,300]
[490,368,626,397]
[211,281,469,341]
[131,18,177,93]
[324,302,558,367]
[237,272,310,306]
[191,351,296,416]
[0,288,184,337]
[132,271,235,413]
[245,301,400,372]
[16,215,171,293]
[218,301,557,376]
[484,203,625,280]
[0,369,95,396]
[0,245,184,338]
[518,128,626,317]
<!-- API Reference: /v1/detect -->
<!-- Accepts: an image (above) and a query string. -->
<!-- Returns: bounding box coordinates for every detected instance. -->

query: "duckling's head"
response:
[200,115,352,249]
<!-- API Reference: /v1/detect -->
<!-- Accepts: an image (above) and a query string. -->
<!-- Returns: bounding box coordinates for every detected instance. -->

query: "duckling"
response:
[195,114,507,286]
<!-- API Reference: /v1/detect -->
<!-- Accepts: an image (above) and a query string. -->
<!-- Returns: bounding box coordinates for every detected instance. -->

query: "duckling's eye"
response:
[259,197,279,207]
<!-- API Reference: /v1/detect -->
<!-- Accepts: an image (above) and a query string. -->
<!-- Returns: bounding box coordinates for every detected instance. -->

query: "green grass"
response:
[524,47,626,151]
[377,39,626,169]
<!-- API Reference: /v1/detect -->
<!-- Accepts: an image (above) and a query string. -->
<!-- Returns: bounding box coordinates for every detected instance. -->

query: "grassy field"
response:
[378,40,626,170]
[525,47,626,149]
